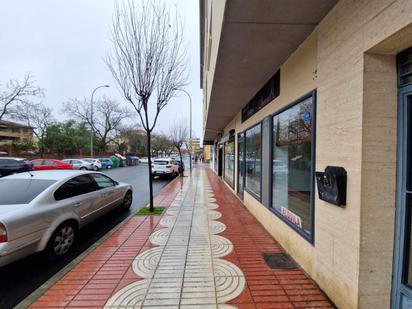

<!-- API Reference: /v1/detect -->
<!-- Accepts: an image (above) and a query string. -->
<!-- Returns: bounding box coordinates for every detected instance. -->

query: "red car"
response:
[31,159,73,171]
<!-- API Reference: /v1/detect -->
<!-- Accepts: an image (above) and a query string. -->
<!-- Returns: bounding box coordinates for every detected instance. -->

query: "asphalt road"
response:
[0,164,171,309]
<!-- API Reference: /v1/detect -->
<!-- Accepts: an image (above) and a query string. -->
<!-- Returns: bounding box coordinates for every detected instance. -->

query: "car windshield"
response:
[154,160,169,165]
[0,179,56,205]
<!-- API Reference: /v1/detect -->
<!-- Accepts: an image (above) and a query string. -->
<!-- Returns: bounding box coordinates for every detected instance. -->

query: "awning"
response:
[203,0,337,142]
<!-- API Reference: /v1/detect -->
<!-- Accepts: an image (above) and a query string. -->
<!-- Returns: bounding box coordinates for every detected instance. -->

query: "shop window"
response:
[224,140,235,188]
[271,92,315,240]
[245,123,262,199]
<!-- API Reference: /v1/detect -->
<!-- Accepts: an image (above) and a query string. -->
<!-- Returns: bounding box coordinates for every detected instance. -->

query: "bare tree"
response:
[169,121,188,175]
[0,73,44,121]
[107,0,188,211]
[63,97,130,153]
[13,102,54,157]
[152,133,174,157]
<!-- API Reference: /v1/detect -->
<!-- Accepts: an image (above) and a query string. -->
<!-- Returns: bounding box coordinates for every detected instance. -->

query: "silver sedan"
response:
[0,170,133,267]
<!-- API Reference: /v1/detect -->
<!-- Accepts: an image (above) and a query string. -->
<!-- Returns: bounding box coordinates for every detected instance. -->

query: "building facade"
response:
[0,120,34,145]
[200,1,412,308]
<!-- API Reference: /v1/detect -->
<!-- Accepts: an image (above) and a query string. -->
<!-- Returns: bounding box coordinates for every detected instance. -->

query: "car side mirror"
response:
[114,181,119,186]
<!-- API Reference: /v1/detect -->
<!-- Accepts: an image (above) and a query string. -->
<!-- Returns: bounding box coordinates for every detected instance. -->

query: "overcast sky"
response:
[0,0,202,138]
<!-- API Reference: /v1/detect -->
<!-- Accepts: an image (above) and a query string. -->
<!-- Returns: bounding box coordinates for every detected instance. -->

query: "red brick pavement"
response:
[206,169,334,309]
[29,168,335,309]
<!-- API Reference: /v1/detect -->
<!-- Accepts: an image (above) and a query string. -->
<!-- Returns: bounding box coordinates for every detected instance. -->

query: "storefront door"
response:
[393,85,412,308]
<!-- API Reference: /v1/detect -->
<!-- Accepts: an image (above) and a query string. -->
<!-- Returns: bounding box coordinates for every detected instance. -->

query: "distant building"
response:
[0,120,34,145]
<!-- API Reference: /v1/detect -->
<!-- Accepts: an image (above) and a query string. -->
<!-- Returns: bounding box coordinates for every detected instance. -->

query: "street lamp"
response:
[90,85,110,157]
[176,89,192,171]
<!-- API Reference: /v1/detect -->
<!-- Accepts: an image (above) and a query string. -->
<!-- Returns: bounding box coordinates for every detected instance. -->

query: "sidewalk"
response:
[29,167,334,309]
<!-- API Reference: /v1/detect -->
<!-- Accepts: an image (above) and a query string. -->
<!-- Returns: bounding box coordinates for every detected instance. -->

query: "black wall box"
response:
[315,166,347,207]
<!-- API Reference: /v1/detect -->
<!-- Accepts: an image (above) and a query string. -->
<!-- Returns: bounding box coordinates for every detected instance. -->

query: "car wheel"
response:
[46,222,77,261]
[93,166,99,171]
[107,165,112,169]
[121,191,133,210]
[80,167,87,170]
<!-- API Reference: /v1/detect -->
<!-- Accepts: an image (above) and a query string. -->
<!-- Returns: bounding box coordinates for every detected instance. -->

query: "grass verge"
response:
[135,207,165,216]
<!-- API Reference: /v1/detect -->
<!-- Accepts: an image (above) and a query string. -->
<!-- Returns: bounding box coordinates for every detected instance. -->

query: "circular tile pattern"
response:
[209,210,222,220]
[211,235,234,257]
[131,247,162,278]
[105,172,246,308]
[209,221,226,234]
[215,275,246,303]
[159,216,176,227]
[149,228,170,245]
[104,279,149,308]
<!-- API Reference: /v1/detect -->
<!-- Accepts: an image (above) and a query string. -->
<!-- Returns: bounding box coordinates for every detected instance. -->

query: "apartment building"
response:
[200,1,412,308]
[0,120,34,145]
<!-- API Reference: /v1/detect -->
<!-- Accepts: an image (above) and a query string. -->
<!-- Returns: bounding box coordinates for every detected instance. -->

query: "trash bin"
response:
[109,155,120,168]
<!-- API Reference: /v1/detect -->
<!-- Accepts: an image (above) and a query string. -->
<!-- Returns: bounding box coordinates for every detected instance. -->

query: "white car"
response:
[81,158,102,171]
[139,157,149,164]
[62,159,93,170]
[151,158,179,179]
[0,170,133,267]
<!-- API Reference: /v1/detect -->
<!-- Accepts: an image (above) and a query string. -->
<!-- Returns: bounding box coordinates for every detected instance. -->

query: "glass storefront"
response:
[271,95,314,238]
[245,123,262,199]
[224,140,235,188]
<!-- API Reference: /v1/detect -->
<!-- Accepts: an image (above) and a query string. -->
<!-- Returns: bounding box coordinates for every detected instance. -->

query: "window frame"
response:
[223,138,236,189]
[90,173,116,189]
[243,121,263,202]
[237,132,245,198]
[54,175,99,201]
[269,90,317,244]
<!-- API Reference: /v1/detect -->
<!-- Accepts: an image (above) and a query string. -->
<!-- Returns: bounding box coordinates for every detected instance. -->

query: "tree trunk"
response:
[146,131,154,212]
[178,147,183,176]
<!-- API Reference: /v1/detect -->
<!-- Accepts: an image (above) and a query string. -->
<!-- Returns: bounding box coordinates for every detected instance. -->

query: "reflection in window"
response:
[224,140,235,188]
[245,124,261,199]
[272,96,314,237]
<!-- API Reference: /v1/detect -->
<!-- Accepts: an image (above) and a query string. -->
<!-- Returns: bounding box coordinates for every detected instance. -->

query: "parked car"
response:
[81,158,102,171]
[98,158,113,169]
[0,157,33,177]
[62,159,93,170]
[0,170,133,267]
[139,157,149,164]
[175,159,185,173]
[31,159,73,171]
[151,158,179,179]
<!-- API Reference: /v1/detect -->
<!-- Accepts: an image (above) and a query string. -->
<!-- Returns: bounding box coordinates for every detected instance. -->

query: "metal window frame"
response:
[397,47,412,88]
[391,85,412,308]
[223,138,236,189]
[268,90,317,244]
[243,122,263,202]
[237,132,246,199]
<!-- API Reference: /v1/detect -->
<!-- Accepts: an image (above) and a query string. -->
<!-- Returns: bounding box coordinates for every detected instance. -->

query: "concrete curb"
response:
[14,174,183,309]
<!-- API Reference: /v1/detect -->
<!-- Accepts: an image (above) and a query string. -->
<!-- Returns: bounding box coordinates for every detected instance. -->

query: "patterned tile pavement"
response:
[29,167,335,309]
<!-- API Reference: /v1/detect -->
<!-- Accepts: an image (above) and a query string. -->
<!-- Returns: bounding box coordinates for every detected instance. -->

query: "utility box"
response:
[315,166,347,207]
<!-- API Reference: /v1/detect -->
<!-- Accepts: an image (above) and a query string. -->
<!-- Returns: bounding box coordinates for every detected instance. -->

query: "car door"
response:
[70,160,80,169]
[31,160,44,170]
[170,160,179,173]
[43,160,57,170]
[89,174,122,215]
[0,158,7,175]
[54,175,99,225]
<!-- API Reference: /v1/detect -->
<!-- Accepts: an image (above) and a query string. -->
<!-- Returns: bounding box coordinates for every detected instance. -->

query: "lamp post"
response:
[177,89,192,171]
[90,85,110,157]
